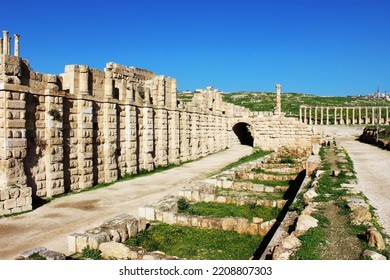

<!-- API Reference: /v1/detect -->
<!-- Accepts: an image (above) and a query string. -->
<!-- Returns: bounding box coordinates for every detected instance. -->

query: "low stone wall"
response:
[179,187,287,208]
[138,196,276,236]
[234,172,297,181]
[0,186,32,216]
[68,214,146,254]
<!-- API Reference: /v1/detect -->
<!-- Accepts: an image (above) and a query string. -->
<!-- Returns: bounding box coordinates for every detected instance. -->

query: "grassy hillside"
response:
[222,92,390,118]
[178,92,390,118]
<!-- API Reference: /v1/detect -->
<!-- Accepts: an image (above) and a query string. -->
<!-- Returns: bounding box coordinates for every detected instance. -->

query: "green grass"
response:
[178,201,281,221]
[220,149,273,172]
[124,223,262,260]
[290,214,330,260]
[215,188,285,201]
[27,252,47,260]
[253,167,297,176]
[247,179,291,187]
[80,246,102,260]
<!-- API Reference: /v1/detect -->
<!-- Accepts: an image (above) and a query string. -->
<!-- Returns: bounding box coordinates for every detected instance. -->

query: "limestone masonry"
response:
[0,31,317,215]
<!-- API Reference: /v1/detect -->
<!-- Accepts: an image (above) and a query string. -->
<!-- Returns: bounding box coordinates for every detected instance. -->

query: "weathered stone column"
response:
[314,107,318,125]
[352,108,355,124]
[179,111,190,162]
[275,84,281,114]
[364,107,368,124]
[378,107,382,124]
[0,38,3,55]
[326,107,329,125]
[126,82,134,103]
[372,107,375,124]
[141,106,154,171]
[2,31,9,55]
[386,107,389,124]
[304,107,307,124]
[340,107,344,125]
[358,107,362,124]
[79,66,89,95]
[14,34,20,57]
[320,107,324,125]
[309,107,312,124]
[104,70,113,98]
[299,106,302,122]
[346,108,349,125]
[155,108,168,167]
[334,107,337,125]
[145,88,151,105]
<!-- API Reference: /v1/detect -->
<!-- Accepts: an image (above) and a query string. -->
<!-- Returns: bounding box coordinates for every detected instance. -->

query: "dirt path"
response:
[314,125,390,235]
[0,145,253,260]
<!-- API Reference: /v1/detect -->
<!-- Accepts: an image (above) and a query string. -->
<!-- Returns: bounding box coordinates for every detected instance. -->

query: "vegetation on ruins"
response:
[220,149,272,172]
[178,201,281,222]
[291,145,390,260]
[48,108,62,121]
[27,252,47,260]
[215,188,285,201]
[79,246,102,260]
[124,223,262,260]
[246,179,291,187]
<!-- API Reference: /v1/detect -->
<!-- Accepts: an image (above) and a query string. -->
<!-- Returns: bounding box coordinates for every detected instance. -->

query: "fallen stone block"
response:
[366,227,386,250]
[99,242,135,260]
[296,214,318,233]
[362,250,387,260]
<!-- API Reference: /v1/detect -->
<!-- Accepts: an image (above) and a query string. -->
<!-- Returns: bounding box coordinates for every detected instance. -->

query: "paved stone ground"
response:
[0,146,253,260]
[314,125,390,236]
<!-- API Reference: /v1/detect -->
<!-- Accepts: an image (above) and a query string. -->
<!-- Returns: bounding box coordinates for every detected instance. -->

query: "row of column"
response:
[0,30,20,56]
[299,106,390,125]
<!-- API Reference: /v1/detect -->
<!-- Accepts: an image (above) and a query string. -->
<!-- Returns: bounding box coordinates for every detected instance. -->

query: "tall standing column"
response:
[352,108,355,125]
[386,107,389,124]
[14,34,20,57]
[299,107,302,122]
[365,107,368,124]
[275,84,281,114]
[334,107,337,125]
[304,107,307,124]
[346,108,349,125]
[309,107,312,125]
[378,107,382,124]
[320,107,324,125]
[372,107,375,124]
[326,107,329,125]
[314,107,318,125]
[104,70,113,98]
[0,38,3,55]
[359,107,362,124]
[79,66,89,95]
[2,31,9,55]
[340,107,344,124]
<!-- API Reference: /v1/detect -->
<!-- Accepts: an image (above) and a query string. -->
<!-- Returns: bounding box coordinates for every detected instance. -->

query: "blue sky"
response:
[2,0,389,96]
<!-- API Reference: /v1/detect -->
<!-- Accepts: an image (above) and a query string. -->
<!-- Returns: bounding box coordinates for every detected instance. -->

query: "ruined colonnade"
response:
[299,105,390,125]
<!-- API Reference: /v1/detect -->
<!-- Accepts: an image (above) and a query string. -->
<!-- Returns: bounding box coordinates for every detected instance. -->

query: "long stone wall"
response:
[0,57,235,200]
[0,32,318,215]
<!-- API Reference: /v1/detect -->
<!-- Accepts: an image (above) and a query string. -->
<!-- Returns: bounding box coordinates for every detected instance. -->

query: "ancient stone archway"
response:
[233,122,254,146]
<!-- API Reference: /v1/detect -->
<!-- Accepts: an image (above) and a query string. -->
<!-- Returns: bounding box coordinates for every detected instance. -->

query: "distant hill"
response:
[221,92,390,117]
[177,92,390,118]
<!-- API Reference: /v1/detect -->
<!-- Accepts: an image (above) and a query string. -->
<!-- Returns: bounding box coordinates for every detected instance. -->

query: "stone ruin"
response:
[0,30,319,215]
[59,147,310,260]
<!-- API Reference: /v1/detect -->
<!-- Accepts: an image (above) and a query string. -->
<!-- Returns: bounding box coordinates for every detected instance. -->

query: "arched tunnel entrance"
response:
[233,122,254,146]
